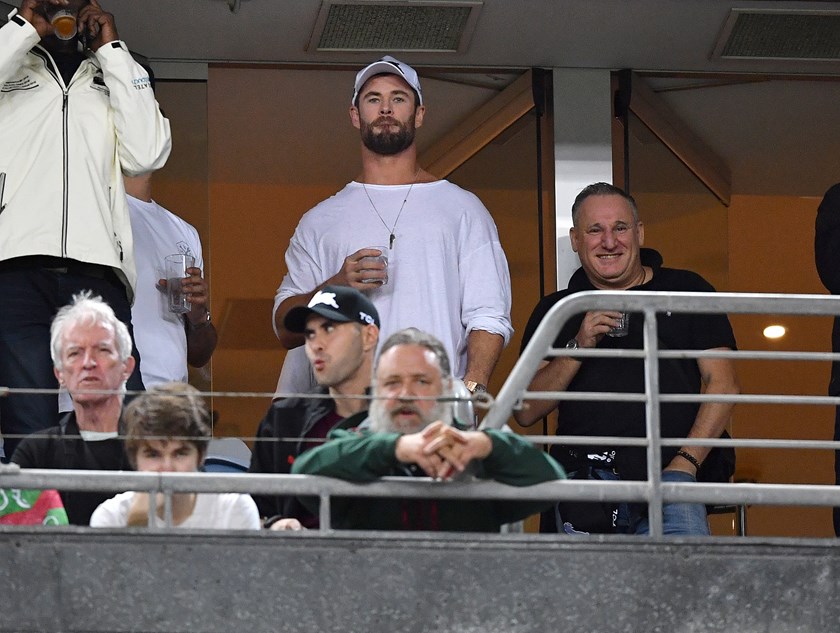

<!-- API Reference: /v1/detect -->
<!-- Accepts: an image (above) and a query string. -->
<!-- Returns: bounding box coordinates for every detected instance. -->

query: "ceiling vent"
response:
[308,1,483,53]
[713,9,840,61]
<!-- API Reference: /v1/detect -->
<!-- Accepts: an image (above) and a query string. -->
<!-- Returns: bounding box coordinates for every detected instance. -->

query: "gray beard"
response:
[369,391,454,434]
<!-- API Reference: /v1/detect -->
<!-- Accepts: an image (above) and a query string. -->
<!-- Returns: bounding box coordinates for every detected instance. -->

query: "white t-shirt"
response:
[128,195,204,387]
[58,196,203,412]
[273,180,513,395]
[89,491,260,530]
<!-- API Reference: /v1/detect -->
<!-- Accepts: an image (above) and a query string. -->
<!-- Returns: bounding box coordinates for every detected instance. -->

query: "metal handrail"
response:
[2,290,839,536]
[482,290,840,430]
[7,468,840,531]
[480,290,840,536]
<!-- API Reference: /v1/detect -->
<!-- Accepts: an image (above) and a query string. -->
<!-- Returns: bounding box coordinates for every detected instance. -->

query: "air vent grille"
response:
[715,10,840,61]
[309,1,482,53]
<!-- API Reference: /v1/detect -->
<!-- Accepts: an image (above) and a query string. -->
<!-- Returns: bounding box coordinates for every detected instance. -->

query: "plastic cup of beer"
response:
[607,312,630,337]
[48,9,77,41]
[164,254,195,314]
[360,246,389,286]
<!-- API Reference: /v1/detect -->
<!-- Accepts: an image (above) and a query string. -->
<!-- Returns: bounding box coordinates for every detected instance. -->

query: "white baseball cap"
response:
[352,55,423,106]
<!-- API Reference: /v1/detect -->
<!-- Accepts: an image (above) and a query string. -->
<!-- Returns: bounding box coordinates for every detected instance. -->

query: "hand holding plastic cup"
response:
[165,254,195,314]
[45,5,78,41]
[607,312,630,337]
[360,246,389,286]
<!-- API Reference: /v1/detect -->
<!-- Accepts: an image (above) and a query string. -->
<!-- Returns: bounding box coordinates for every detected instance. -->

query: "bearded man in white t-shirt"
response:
[273,56,513,400]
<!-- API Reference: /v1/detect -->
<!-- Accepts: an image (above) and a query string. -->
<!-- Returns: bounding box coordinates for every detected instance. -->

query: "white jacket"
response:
[0,15,171,301]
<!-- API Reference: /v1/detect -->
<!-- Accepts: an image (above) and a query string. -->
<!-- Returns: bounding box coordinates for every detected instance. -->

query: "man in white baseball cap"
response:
[272,54,513,411]
[351,55,423,106]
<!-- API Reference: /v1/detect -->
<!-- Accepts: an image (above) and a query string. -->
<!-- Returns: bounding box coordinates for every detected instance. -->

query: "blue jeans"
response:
[559,468,710,536]
[0,261,144,460]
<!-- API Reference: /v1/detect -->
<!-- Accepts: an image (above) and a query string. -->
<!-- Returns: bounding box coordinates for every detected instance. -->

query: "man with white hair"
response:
[12,292,135,525]
[292,328,565,532]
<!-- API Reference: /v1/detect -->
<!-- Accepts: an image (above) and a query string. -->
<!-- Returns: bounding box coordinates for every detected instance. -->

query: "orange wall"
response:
[728,194,834,537]
[630,192,833,536]
[208,183,340,438]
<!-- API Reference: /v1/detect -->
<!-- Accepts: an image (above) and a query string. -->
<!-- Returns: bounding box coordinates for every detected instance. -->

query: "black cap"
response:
[284,285,380,333]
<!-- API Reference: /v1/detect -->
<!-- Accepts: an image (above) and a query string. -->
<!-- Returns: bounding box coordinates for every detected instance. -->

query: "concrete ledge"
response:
[1,529,838,632]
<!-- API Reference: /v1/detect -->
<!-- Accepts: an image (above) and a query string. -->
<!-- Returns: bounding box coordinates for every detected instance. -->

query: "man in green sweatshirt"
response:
[292,327,565,532]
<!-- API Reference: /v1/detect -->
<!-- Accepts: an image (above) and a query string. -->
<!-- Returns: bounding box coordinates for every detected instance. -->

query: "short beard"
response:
[369,390,454,434]
[361,117,416,156]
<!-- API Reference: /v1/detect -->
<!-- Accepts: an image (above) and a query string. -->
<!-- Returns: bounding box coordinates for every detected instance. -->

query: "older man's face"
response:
[371,344,449,434]
[55,322,133,405]
[570,194,645,290]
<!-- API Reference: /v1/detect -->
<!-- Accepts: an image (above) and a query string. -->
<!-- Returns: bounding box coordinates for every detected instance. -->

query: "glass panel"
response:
[151,81,212,401]
[626,111,729,290]
[448,112,542,398]
[625,108,834,537]
[203,67,538,442]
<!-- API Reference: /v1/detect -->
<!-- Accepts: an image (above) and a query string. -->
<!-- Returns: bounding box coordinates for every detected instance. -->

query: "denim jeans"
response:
[0,262,144,460]
[559,468,710,536]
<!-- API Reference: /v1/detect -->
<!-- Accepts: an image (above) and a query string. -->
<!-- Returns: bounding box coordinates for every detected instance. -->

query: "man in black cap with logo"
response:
[249,285,380,529]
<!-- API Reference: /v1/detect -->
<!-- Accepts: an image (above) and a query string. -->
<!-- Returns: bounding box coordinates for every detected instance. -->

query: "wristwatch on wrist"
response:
[263,514,285,529]
[565,338,580,350]
[464,380,487,394]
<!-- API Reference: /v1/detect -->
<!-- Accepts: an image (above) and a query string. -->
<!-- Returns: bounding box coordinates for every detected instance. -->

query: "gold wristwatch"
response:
[464,380,487,394]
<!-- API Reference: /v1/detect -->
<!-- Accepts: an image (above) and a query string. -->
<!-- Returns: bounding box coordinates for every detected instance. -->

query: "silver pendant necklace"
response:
[361,168,420,250]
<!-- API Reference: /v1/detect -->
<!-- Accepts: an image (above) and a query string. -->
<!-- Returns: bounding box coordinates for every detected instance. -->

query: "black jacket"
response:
[248,389,366,522]
[11,412,131,525]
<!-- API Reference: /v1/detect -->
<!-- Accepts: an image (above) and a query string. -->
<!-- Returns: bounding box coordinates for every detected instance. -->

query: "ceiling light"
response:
[763,325,786,339]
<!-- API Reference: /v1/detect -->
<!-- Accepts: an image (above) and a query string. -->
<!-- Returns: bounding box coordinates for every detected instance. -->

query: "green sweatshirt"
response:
[291,429,566,532]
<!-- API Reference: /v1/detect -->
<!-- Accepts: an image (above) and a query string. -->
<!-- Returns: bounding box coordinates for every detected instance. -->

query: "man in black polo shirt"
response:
[249,286,379,528]
[516,182,739,536]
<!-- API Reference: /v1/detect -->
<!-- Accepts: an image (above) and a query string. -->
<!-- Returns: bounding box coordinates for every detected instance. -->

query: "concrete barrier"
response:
[1,528,838,632]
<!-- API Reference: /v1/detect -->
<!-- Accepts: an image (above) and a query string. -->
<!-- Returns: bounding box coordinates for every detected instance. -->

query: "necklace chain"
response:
[361,168,421,250]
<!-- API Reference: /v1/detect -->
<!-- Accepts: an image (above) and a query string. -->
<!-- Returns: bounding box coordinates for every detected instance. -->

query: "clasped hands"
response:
[395,421,493,481]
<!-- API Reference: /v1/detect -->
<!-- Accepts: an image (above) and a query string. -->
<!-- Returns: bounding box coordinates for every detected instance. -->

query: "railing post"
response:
[163,488,174,528]
[146,490,157,529]
[643,306,664,537]
[319,492,331,532]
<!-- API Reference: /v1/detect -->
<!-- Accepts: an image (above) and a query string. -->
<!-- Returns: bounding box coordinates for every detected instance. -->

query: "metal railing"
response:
[2,290,840,537]
[483,290,840,536]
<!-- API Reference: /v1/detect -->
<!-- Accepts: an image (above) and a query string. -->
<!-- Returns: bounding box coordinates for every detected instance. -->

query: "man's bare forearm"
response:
[463,329,504,387]
[666,354,739,473]
[274,293,316,349]
[514,357,582,427]
[186,321,218,368]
